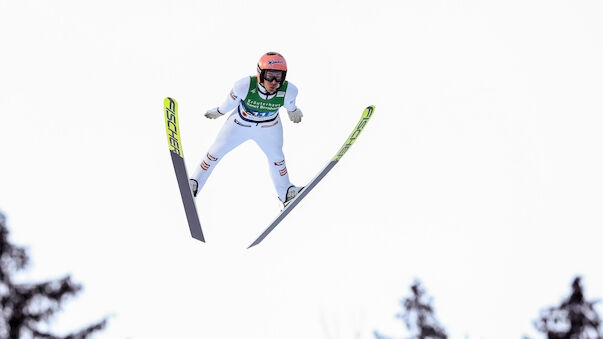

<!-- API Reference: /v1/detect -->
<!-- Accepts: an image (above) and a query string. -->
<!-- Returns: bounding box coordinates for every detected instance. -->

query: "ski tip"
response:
[164,97,178,109]
[362,105,375,119]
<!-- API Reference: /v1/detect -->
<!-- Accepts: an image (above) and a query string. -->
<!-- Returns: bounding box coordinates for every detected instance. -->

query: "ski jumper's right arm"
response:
[205,77,250,119]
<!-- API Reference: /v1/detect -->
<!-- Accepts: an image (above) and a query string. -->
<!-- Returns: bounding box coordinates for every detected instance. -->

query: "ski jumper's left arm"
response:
[283,82,303,123]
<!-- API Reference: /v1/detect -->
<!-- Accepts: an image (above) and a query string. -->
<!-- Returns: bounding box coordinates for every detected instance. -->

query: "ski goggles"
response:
[264,70,285,83]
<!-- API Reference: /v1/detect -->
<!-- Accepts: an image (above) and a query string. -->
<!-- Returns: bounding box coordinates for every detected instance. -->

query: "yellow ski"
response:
[248,105,375,248]
[164,97,205,242]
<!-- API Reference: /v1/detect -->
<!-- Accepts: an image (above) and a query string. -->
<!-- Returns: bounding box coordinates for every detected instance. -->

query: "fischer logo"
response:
[206,153,218,162]
[335,107,373,159]
[274,160,285,166]
[165,98,181,156]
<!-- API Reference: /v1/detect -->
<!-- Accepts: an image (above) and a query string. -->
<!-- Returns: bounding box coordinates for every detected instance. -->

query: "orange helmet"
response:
[257,52,287,85]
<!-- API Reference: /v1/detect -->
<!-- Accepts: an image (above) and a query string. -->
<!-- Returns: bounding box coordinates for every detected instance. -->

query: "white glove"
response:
[287,108,303,123]
[204,107,224,119]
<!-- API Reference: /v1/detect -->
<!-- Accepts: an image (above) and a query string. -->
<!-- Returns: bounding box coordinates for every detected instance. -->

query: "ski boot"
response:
[280,185,304,207]
[189,179,198,197]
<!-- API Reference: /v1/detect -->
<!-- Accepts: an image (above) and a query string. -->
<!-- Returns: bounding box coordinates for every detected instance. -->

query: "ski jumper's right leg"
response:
[192,114,249,193]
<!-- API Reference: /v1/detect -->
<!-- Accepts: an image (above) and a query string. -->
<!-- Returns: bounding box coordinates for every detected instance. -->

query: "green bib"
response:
[240,76,288,119]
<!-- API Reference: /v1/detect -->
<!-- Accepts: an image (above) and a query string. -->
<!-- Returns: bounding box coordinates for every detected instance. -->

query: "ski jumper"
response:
[192,76,300,201]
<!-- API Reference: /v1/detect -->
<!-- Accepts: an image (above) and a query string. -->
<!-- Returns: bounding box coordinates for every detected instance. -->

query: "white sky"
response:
[1,0,603,338]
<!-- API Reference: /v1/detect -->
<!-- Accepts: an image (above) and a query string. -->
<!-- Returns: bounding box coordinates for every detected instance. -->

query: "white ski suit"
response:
[192,76,300,201]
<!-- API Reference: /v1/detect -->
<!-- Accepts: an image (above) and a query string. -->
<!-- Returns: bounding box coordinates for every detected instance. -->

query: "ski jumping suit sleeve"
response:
[283,82,298,112]
[217,77,250,114]
[191,77,300,202]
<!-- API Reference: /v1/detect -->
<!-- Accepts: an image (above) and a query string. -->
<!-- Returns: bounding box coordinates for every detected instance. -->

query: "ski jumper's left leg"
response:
[253,116,292,202]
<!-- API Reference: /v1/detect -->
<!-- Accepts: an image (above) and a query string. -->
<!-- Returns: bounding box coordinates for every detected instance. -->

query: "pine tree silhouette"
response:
[0,212,107,339]
[375,280,448,339]
[533,276,602,339]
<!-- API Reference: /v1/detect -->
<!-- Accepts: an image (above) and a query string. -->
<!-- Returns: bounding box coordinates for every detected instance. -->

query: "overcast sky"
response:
[1,0,603,338]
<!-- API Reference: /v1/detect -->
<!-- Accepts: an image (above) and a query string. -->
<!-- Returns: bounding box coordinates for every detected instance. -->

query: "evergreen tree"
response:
[375,280,448,339]
[534,276,602,339]
[0,212,107,339]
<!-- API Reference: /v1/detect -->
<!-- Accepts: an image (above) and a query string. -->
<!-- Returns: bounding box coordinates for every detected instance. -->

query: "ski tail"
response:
[164,97,205,242]
[247,105,375,248]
